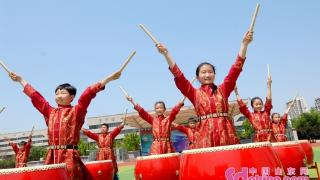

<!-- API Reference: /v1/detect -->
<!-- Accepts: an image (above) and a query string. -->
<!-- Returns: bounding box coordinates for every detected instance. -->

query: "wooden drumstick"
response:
[0,60,11,74]
[29,126,35,137]
[181,77,196,102]
[249,4,260,32]
[119,86,129,97]
[123,109,128,124]
[0,107,5,114]
[119,51,136,73]
[267,64,270,78]
[139,24,160,44]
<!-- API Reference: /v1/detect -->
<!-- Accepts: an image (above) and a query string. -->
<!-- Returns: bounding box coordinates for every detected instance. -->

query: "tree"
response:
[239,118,254,139]
[28,146,47,161]
[78,139,96,156]
[121,133,140,151]
[0,156,15,169]
[292,108,320,139]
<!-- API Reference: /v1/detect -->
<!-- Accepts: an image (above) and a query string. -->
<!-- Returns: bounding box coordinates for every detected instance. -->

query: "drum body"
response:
[135,153,180,180]
[271,141,306,175]
[180,142,283,180]
[84,160,114,180]
[298,140,314,166]
[0,163,68,180]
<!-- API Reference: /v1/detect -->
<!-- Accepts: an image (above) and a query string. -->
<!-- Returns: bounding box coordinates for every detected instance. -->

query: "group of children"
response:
[1,24,294,180]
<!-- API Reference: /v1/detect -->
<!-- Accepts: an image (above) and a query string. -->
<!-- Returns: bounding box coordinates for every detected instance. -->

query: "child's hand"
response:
[267,76,272,86]
[156,43,168,55]
[242,31,253,45]
[126,96,133,102]
[9,72,22,82]
[112,71,121,80]
[234,85,239,94]
[172,122,178,127]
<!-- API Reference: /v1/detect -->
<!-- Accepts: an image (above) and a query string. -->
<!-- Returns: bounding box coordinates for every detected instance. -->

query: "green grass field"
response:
[118,147,320,180]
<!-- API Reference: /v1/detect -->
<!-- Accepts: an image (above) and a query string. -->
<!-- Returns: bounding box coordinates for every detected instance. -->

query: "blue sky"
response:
[0,1,319,133]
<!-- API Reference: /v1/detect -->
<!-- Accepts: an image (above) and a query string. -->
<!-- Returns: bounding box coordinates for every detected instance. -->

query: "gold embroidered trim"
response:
[297,140,309,143]
[182,142,271,154]
[84,160,112,165]
[0,163,66,175]
[137,153,180,160]
[271,141,299,147]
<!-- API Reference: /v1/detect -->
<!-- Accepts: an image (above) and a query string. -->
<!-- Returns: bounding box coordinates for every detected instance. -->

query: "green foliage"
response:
[121,133,140,151]
[292,108,320,139]
[239,118,254,139]
[78,139,96,156]
[0,156,15,169]
[28,146,47,161]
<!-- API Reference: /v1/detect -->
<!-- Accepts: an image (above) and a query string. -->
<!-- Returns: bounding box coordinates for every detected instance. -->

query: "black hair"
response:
[154,101,166,110]
[251,97,263,107]
[55,83,77,96]
[101,123,109,129]
[19,141,27,146]
[196,62,216,76]
[188,117,197,123]
[271,113,281,120]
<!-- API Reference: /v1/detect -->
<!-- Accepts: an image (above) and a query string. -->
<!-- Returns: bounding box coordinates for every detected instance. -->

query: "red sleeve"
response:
[220,55,246,98]
[23,84,53,123]
[134,104,153,124]
[10,143,19,154]
[77,83,105,118]
[83,130,99,141]
[25,139,32,150]
[175,124,188,135]
[169,64,196,105]
[238,99,253,124]
[168,102,183,123]
[264,98,273,114]
[281,113,288,126]
[111,126,123,139]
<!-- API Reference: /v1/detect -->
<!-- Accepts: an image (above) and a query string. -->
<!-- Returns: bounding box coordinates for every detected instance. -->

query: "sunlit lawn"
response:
[118,165,135,180]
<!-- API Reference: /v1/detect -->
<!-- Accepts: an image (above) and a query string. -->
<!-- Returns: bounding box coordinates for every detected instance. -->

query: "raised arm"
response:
[156,44,196,103]
[168,101,184,123]
[133,102,153,124]
[220,32,253,97]
[281,113,288,126]
[156,43,176,69]
[82,128,99,141]
[111,121,125,139]
[172,122,188,135]
[126,96,137,107]
[9,72,52,121]
[264,76,273,113]
[77,70,121,115]
[239,31,253,59]
[10,142,19,154]
[235,89,253,123]
[266,76,272,100]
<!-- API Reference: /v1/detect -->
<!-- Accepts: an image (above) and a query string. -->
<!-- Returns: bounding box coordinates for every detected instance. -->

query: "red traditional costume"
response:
[173,124,199,149]
[134,102,183,154]
[10,139,32,168]
[169,55,245,148]
[272,113,288,142]
[82,125,124,174]
[238,98,275,142]
[23,83,104,180]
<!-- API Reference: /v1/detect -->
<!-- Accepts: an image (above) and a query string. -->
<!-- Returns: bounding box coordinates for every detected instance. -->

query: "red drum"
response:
[84,160,114,180]
[0,163,68,180]
[271,141,306,175]
[135,153,180,180]
[180,142,283,180]
[298,140,314,166]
